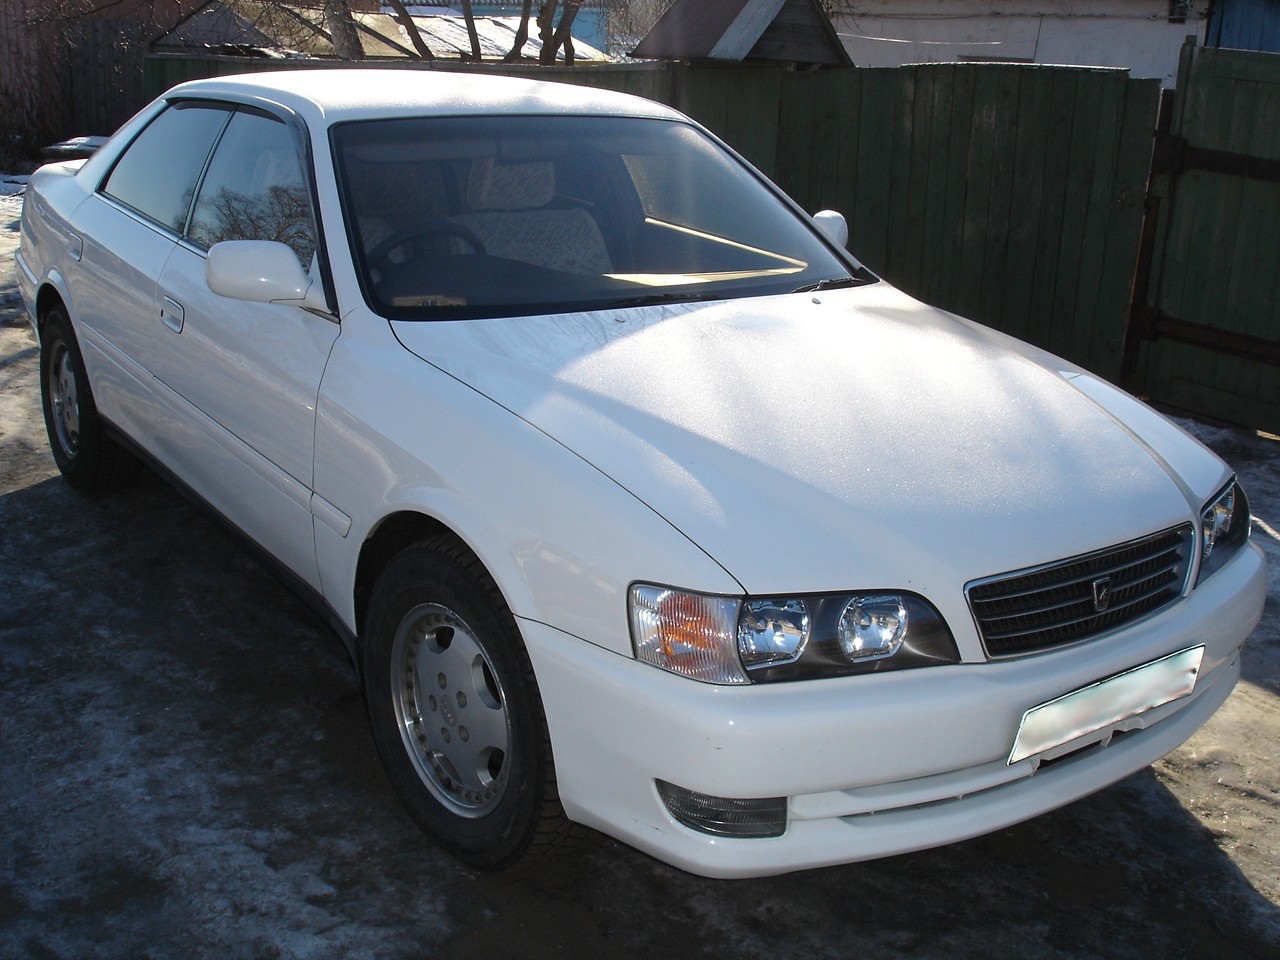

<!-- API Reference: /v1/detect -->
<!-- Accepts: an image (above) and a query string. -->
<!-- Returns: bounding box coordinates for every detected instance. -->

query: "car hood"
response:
[390,283,1224,598]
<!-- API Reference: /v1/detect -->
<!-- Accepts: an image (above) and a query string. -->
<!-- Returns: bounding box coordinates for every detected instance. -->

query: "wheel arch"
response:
[35,276,71,330]
[353,510,507,643]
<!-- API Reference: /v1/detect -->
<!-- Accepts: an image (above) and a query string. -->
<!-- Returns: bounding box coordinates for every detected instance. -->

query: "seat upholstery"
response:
[453,158,611,275]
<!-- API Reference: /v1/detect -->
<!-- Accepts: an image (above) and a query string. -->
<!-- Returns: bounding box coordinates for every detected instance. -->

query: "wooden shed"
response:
[632,0,850,67]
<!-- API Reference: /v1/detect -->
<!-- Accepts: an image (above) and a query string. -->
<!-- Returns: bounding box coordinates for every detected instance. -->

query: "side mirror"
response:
[206,240,311,303]
[812,210,848,249]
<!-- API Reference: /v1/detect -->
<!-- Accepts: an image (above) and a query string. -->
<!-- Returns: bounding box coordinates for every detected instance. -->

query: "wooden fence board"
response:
[883,65,916,285]
[935,64,976,311]
[1068,73,1124,371]
[954,67,1001,322]
[917,64,954,308]
[1133,44,1280,431]
[850,68,895,275]
[1048,72,1100,360]
[977,66,1021,337]
[1090,78,1160,378]
[996,67,1044,344]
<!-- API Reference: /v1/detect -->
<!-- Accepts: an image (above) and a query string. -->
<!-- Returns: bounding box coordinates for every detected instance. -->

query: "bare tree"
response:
[321,0,364,60]
[537,0,581,66]
[599,0,676,58]
[503,0,534,63]
[385,0,434,60]
[459,0,482,61]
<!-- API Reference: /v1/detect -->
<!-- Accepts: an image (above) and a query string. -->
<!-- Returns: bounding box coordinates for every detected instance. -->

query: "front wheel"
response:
[39,307,136,492]
[362,538,575,868]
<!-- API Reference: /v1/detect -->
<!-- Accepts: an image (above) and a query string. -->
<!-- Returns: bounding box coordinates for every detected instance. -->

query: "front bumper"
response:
[521,541,1266,878]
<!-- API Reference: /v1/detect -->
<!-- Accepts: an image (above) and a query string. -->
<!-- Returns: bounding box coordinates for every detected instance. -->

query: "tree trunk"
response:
[460,0,482,62]
[551,2,580,65]
[503,0,534,63]
[385,0,434,60]
[537,0,558,66]
[538,0,581,65]
[323,0,365,61]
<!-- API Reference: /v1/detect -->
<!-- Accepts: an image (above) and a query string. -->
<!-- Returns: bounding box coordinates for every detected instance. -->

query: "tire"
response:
[39,307,136,492]
[362,537,576,869]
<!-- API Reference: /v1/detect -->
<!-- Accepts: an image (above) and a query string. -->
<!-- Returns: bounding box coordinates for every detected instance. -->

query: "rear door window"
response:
[101,102,231,233]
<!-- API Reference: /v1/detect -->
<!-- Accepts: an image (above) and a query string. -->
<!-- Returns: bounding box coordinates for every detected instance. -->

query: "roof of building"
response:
[632,0,850,67]
[154,1,611,61]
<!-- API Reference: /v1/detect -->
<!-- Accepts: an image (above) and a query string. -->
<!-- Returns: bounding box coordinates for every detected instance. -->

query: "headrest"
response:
[466,158,555,210]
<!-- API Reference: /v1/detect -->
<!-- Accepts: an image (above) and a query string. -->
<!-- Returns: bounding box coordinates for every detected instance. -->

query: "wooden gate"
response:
[1125,43,1280,432]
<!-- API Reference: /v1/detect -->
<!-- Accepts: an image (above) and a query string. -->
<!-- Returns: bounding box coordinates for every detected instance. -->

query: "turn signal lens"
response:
[838,595,908,661]
[629,585,747,684]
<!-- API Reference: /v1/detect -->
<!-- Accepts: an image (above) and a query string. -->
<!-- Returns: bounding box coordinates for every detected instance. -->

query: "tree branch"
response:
[385,0,434,60]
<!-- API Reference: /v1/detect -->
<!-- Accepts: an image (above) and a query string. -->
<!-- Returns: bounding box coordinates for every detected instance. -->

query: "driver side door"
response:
[149,105,339,589]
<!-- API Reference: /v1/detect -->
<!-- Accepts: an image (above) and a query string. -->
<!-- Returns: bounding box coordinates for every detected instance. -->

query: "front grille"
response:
[966,525,1194,658]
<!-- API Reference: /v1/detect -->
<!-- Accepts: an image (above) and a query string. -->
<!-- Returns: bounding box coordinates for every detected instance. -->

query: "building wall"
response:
[832,0,1209,86]
[1,0,201,150]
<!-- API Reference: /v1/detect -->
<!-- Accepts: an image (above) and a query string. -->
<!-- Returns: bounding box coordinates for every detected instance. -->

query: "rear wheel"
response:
[39,307,136,492]
[362,537,576,868]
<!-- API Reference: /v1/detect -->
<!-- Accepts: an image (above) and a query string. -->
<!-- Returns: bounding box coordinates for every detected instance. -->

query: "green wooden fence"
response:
[142,55,1159,387]
[1129,45,1280,431]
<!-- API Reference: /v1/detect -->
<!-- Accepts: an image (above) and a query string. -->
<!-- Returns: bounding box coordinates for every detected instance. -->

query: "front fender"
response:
[313,312,741,657]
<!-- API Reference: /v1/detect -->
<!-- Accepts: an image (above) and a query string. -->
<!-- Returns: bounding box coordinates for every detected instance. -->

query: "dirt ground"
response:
[1,184,1278,960]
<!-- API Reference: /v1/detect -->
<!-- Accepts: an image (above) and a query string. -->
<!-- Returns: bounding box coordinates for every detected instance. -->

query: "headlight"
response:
[629,584,958,684]
[1197,479,1250,584]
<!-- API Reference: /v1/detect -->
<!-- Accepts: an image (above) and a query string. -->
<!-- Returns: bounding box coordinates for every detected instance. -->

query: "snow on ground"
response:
[1,173,27,203]
[0,175,26,239]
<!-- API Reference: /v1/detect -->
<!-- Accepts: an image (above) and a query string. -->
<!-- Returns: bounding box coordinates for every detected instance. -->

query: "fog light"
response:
[656,780,786,838]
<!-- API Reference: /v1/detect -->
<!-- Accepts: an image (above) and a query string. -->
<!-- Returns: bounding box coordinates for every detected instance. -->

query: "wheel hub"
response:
[48,343,80,456]
[392,603,511,818]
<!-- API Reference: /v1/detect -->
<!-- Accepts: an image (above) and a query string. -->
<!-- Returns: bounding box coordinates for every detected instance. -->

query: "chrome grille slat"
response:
[975,557,1183,627]
[966,525,1194,657]
[981,581,1182,641]
[970,549,1183,614]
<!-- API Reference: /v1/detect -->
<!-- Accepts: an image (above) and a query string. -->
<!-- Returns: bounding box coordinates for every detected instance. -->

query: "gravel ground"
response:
[1,181,1278,960]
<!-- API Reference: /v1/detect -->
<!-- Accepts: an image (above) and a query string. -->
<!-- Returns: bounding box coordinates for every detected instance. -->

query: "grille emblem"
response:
[1091,577,1113,612]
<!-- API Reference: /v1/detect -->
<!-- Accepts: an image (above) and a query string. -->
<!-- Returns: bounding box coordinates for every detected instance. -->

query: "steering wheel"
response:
[367,222,488,273]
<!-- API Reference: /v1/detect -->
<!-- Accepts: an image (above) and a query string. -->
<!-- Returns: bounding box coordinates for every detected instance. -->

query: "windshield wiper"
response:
[791,276,860,294]
[602,291,724,310]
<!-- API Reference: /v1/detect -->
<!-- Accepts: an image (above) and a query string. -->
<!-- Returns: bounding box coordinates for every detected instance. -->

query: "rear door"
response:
[73,102,230,441]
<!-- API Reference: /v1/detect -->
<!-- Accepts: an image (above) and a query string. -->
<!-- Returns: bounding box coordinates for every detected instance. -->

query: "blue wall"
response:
[1208,0,1280,53]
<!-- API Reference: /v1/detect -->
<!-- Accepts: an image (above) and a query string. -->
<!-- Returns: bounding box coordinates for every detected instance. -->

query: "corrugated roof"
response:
[155,1,610,61]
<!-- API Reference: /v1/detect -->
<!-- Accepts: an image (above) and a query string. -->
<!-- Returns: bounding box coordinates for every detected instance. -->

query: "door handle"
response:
[160,297,184,333]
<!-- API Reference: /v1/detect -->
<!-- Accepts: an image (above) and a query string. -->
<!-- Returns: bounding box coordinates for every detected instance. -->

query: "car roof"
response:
[163,69,686,127]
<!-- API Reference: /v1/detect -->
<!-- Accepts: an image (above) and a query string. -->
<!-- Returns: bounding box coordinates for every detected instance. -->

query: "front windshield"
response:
[332,114,863,320]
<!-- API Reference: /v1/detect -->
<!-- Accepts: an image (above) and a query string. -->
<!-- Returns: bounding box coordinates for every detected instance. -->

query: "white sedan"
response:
[15,70,1266,879]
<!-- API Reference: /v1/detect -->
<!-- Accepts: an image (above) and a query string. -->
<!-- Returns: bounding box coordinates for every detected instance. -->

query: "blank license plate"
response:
[1008,645,1205,765]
